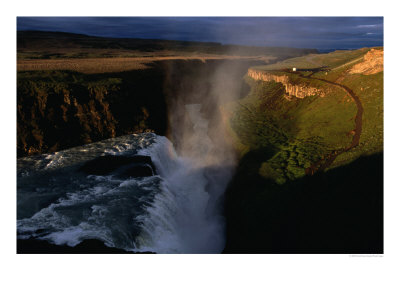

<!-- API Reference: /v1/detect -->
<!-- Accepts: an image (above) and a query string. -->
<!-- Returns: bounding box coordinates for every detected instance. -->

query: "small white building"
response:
[292,67,297,72]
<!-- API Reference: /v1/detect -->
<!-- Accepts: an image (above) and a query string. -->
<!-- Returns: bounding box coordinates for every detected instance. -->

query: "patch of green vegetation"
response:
[229,71,358,183]
[259,137,328,184]
[230,79,293,151]
[311,67,383,169]
[225,48,383,253]
[329,72,383,168]
[230,46,383,184]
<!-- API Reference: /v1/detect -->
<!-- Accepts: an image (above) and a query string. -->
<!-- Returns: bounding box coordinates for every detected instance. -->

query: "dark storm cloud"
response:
[17,17,383,50]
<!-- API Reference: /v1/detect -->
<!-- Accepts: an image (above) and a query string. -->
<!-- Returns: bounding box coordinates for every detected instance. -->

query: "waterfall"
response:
[17,103,234,253]
[135,104,233,253]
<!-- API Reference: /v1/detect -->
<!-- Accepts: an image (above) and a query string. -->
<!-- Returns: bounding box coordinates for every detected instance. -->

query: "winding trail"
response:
[330,57,364,72]
[314,78,363,149]
[300,74,364,174]
[249,67,364,173]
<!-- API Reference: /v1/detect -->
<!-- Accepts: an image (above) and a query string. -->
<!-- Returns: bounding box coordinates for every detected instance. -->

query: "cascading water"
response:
[17,104,234,253]
[135,104,233,253]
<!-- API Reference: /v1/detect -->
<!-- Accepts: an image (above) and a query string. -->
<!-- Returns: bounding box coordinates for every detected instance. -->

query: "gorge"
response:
[17,48,383,254]
[17,59,261,253]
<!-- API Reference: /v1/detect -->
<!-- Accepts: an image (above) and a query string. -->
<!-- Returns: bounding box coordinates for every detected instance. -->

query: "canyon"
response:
[17,41,383,254]
[17,59,260,157]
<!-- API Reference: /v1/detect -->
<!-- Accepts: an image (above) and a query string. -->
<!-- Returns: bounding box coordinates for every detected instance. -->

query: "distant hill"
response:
[17,30,319,59]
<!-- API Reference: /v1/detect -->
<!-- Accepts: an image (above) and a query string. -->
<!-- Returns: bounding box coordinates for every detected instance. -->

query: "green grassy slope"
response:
[227,77,352,183]
[227,48,383,184]
[253,47,381,71]
[224,47,383,253]
[313,57,384,166]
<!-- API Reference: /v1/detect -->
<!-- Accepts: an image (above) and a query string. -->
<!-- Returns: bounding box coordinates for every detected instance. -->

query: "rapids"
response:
[17,104,234,253]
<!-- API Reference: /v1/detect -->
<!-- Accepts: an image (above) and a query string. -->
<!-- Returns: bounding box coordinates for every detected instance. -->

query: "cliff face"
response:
[17,59,262,158]
[18,86,118,156]
[247,69,325,98]
[17,68,167,157]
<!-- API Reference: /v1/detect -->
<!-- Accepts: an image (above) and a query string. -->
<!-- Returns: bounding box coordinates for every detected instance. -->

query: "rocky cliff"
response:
[17,59,262,157]
[17,68,167,157]
[247,69,325,98]
[349,49,383,75]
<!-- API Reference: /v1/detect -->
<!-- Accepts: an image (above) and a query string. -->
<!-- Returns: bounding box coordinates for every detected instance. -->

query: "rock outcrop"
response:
[349,49,383,75]
[17,68,167,157]
[79,155,157,178]
[17,59,267,158]
[247,69,325,98]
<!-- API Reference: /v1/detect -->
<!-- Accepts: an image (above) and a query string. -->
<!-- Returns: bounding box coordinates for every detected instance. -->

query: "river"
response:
[17,104,234,253]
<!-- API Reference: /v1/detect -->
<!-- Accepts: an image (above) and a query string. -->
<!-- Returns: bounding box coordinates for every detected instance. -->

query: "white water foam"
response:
[18,110,232,253]
[134,104,230,253]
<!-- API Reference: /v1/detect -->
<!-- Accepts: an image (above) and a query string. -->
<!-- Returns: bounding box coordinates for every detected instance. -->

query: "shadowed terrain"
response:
[223,48,383,253]
[17,32,383,254]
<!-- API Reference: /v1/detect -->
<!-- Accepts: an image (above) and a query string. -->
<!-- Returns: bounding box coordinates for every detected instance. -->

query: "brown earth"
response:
[303,77,364,174]
[18,55,275,74]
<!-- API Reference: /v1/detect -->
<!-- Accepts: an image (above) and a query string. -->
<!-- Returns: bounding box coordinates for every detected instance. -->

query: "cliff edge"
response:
[247,69,326,98]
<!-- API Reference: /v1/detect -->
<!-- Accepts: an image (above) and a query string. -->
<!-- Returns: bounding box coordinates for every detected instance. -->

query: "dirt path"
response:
[303,75,364,174]
[330,56,364,71]
[314,78,363,149]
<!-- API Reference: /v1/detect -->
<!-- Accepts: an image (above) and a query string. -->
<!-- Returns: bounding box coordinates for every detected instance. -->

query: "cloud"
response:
[357,24,381,28]
[17,17,383,50]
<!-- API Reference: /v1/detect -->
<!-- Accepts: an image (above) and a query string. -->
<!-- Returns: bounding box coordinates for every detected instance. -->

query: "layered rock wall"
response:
[17,59,261,157]
[247,69,325,98]
[17,69,167,157]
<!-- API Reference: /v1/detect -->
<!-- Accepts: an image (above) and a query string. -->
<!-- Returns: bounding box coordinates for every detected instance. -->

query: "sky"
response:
[17,17,383,50]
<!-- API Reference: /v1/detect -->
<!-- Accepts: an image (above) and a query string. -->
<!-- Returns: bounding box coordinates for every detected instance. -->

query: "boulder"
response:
[119,164,155,178]
[79,155,156,177]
